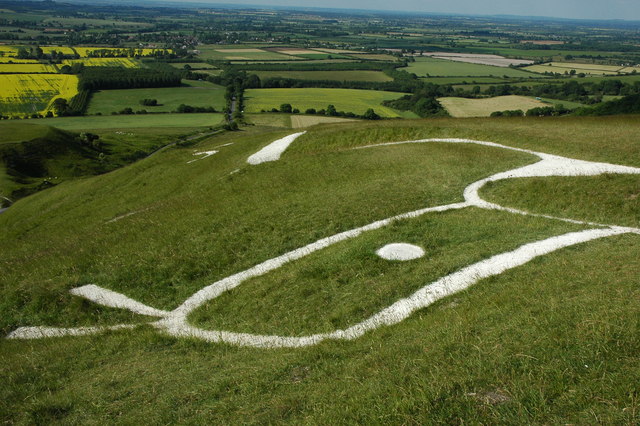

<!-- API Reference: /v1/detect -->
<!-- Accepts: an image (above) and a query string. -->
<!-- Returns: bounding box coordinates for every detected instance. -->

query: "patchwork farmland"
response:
[2,2,640,423]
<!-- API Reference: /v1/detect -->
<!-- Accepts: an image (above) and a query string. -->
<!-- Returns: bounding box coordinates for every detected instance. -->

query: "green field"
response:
[421,76,511,84]
[245,88,411,117]
[254,70,393,82]
[1,116,639,423]
[0,121,52,144]
[87,80,226,115]
[406,57,539,78]
[169,63,218,70]
[38,113,225,130]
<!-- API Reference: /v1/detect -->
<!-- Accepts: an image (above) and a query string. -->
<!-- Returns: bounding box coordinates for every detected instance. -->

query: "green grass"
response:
[87,81,226,115]
[36,113,225,130]
[1,116,639,423]
[291,53,333,60]
[0,122,51,144]
[168,63,217,70]
[482,175,640,228]
[421,76,514,84]
[254,70,393,82]
[245,88,410,117]
[406,57,536,78]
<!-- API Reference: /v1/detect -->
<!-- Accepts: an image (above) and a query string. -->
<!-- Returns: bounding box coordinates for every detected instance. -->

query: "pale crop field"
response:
[290,115,357,128]
[0,74,78,116]
[313,48,363,54]
[273,48,320,56]
[349,53,398,61]
[254,70,393,82]
[438,95,547,117]
[524,62,639,76]
[200,48,296,61]
[407,57,535,78]
[245,88,408,117]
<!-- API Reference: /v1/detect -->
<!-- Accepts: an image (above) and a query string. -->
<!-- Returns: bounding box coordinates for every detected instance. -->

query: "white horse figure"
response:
[7,134,640,347]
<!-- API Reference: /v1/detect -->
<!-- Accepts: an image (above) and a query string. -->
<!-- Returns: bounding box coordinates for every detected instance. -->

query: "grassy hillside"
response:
[1,116,639,423]
[0,122,105,202]
[0,121,209,203]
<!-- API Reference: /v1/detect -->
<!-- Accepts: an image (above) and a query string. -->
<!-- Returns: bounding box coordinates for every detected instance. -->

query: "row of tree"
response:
[272,103,381,120]
[78,67,182,91]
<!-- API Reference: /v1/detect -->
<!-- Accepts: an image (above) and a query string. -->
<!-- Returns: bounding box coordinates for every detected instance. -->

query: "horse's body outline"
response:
[7,136,640,347]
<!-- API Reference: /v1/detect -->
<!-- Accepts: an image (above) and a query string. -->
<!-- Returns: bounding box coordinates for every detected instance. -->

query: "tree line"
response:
[78,67,182,91]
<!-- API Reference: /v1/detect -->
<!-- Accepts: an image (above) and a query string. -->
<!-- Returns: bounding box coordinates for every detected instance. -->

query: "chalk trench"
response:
[7,134,640,347]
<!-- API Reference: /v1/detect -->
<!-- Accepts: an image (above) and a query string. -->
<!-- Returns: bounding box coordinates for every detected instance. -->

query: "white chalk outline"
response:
[247,131,306,165]
[6,137,640,347]
[187,143,234,164]
[376,243,426,261]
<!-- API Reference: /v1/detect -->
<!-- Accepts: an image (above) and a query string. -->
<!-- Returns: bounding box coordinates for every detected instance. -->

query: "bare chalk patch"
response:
[188,150,218,163]
[187,143,234,164]
[376,243,425,261]
[70,285,169,317]
[247,132,306,165]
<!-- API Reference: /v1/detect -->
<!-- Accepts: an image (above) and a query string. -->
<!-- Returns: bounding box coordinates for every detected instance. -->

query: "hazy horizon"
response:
[149,0,640,21]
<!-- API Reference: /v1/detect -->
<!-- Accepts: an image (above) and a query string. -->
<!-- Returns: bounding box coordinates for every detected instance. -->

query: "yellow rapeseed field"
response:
[62,57,140,67]
[0,63,58,73]
[0,74,79,116]
[0,46,18,57]
[0,58,39,64]
[39,46,76,55]
[73,47,170,57]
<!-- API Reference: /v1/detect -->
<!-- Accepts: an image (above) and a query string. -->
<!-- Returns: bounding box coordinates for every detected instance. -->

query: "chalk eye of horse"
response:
[376,243,425,261]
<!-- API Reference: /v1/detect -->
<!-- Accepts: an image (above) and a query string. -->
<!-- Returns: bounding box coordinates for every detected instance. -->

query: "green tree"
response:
[362,108,380,120]
[279,103,292,113]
